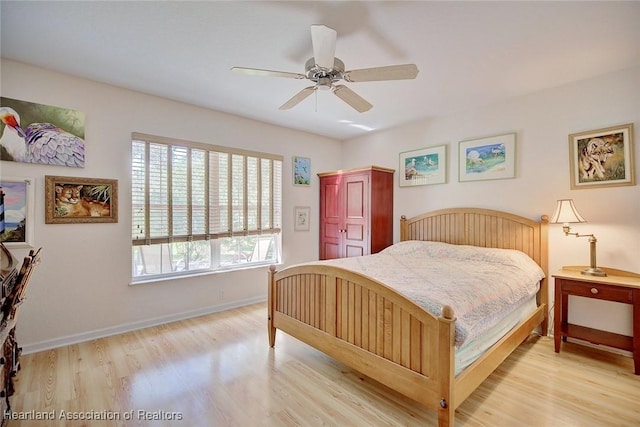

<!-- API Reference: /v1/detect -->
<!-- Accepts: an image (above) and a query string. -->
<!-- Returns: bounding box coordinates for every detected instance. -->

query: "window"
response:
[131,133,282,281]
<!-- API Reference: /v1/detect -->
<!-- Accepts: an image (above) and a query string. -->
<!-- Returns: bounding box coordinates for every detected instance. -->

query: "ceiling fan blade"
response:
[310,25,337,69]
[333,85,373,113]
[279,86,316,110]
[344,64,419,82]
[231,67,305,79]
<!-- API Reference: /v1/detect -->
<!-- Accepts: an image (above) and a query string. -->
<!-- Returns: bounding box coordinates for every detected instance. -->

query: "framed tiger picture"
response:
[45,176,118,224]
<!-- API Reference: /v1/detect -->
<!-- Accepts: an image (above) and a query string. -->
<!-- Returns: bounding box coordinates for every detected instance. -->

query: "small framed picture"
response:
[294,206,310,231]
[568,123,635,189]
[293,156,311,186]
[45,176,118,224]
[0,177,35,248]
[459,133,516,182]
[399,145,447,187]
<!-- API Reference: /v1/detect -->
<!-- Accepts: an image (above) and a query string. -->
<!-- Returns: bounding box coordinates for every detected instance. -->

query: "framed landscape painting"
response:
[459,133,516,182]
[568,123,635,190]
[0,177,34,248]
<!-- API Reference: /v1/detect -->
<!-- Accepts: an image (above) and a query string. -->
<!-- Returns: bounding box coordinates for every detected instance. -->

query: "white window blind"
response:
[132,133,282,247]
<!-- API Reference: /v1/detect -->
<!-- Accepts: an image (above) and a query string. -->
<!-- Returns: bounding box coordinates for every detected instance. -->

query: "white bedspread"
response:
[315,241,545,348]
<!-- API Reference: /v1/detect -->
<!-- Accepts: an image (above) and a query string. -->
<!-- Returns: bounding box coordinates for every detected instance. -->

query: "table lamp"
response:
[550,199,607,277]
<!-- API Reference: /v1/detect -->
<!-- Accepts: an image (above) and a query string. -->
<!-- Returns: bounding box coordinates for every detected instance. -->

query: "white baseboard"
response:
[20,296,266,355]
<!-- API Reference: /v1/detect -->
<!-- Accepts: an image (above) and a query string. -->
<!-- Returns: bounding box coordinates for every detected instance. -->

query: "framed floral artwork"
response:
[293,156,311,186]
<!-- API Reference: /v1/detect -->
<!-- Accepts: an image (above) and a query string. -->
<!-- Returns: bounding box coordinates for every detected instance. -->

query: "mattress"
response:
[454,295,537,374]
[313,240,545,349]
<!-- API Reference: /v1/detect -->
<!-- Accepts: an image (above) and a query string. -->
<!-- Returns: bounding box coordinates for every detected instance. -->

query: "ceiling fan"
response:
[231,25,419,113]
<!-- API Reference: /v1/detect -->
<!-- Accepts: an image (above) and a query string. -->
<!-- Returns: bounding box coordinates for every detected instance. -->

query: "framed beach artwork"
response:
[459,133,516,182]
[568,123,635,190]
[399,145,447,187]
[293,156,311,186]
[45,176,118,224]
[0,177,35,248]
[0,96,85,167]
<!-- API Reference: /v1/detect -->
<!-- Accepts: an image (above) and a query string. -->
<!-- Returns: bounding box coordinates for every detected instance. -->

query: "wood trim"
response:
[268,265,276,347]
[317,165,395,177]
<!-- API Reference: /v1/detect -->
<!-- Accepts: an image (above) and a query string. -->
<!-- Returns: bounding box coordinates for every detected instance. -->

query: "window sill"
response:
[129,261,283,286]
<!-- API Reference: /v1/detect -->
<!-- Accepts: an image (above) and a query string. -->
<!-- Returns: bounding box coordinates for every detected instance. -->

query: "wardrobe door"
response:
[319,174,342,260]
[342,172,370,258]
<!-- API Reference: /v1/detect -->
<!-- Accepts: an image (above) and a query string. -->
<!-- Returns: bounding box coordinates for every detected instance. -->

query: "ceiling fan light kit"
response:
[231,25,419,113]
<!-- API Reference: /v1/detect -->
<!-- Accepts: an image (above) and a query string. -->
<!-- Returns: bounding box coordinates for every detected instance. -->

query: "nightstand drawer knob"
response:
[591,288,599,294]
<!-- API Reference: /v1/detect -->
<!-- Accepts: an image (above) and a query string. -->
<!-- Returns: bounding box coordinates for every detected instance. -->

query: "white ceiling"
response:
[2,1,639,140]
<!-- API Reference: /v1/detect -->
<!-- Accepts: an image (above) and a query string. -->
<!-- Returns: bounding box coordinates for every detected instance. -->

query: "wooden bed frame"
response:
[268,208,549,426]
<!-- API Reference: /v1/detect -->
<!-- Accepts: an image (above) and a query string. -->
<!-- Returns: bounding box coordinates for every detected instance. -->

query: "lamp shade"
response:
[550,199,587,224]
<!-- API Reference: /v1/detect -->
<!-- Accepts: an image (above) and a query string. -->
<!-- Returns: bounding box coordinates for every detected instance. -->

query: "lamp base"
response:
[581,267,607,277]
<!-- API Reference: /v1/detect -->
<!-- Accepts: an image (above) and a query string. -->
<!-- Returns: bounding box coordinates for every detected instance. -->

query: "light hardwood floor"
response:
[6,303,640,426]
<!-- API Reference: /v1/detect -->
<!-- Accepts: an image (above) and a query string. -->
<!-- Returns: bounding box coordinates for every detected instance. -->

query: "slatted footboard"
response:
[268,208,548,427]
[268,264,458,425]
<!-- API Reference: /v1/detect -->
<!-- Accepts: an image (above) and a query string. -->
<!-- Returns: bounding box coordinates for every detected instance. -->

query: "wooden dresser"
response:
[318,166,394,260]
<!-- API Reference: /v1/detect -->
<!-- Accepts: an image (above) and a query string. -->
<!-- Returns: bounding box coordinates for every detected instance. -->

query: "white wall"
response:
[3,59,639,354]
[1,59,341,352]
[342,66,640,339]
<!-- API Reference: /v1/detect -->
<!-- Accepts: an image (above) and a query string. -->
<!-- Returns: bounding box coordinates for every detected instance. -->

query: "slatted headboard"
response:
[400,207,549,316]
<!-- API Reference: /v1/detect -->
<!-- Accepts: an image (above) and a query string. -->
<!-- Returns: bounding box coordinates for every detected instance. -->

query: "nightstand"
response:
[553,266,640,374]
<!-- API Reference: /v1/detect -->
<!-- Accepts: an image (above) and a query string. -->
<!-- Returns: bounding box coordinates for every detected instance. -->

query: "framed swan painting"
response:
[0,97,85,168]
